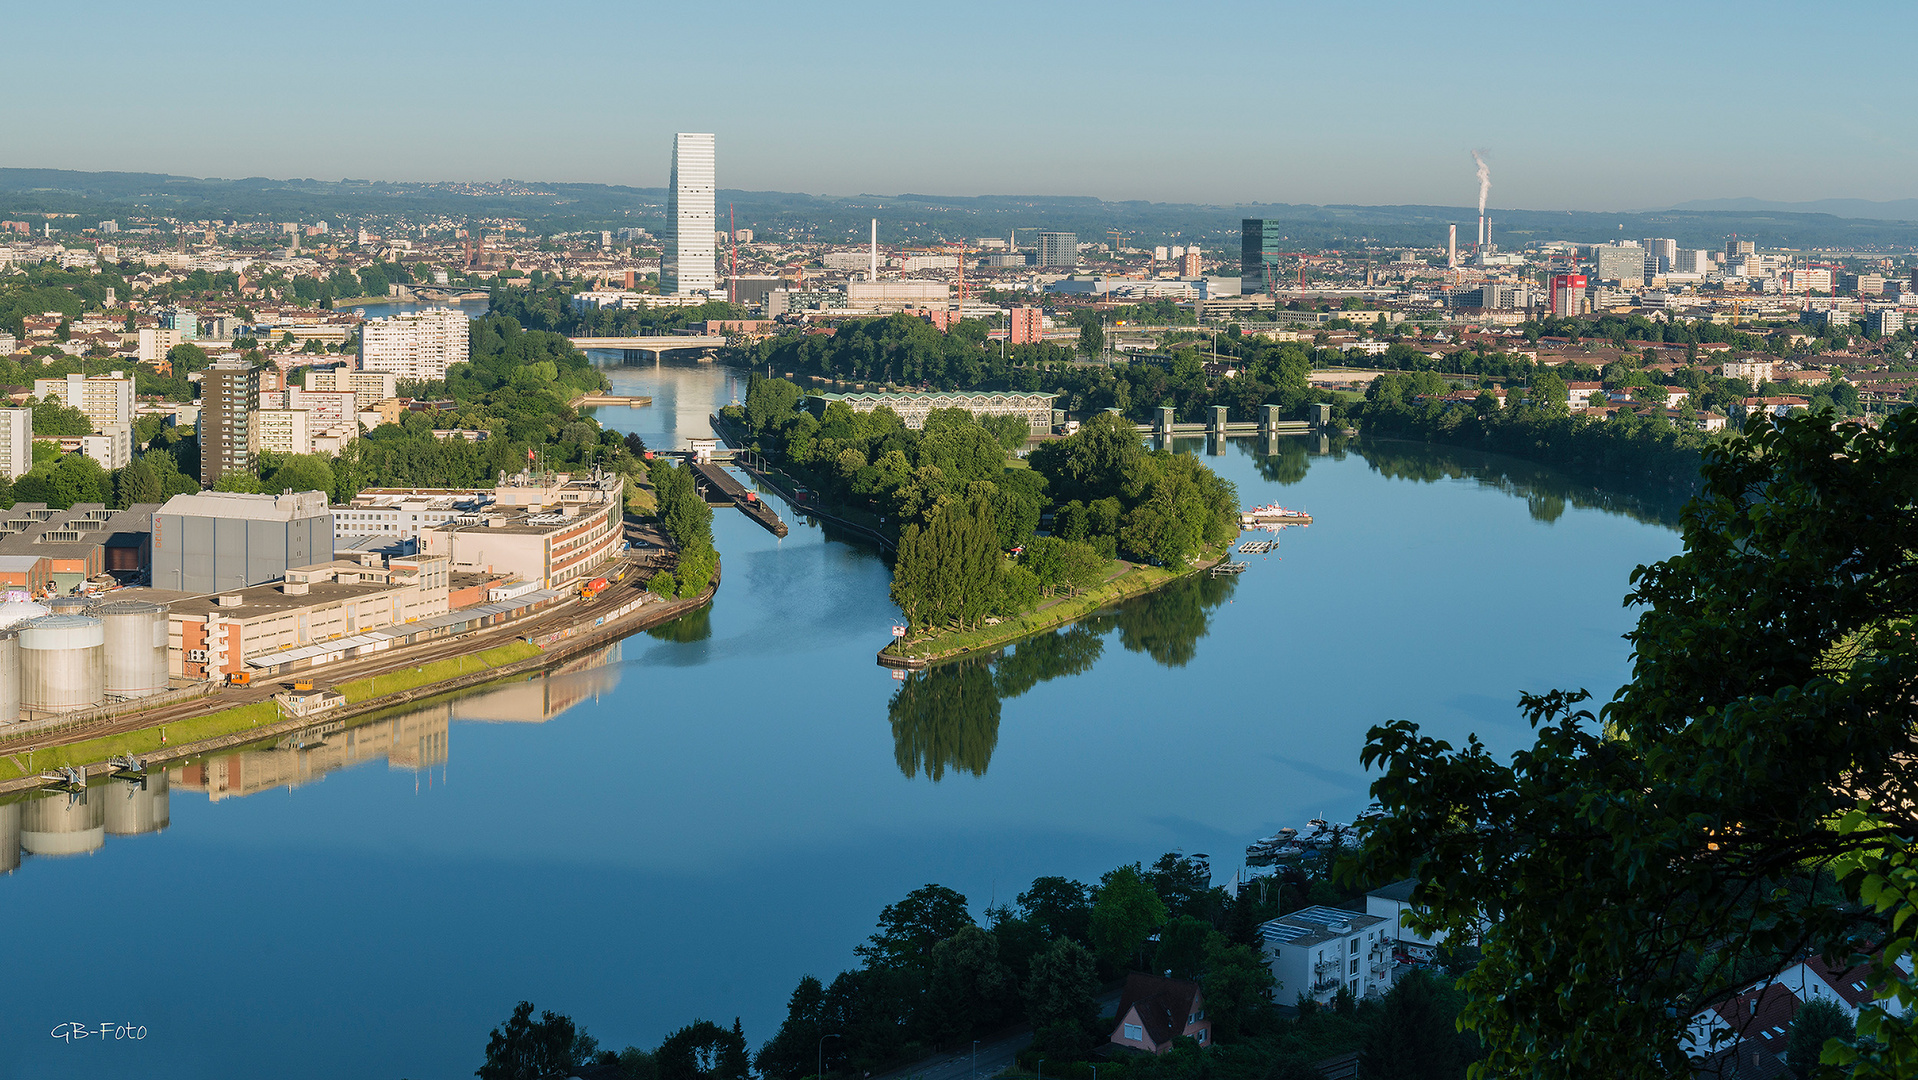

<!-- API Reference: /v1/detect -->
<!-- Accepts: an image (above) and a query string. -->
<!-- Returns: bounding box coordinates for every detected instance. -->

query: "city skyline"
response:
[6,0,1912,211]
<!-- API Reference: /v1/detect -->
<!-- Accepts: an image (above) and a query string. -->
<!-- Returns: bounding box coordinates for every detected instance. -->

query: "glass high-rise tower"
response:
[663,132,716,295]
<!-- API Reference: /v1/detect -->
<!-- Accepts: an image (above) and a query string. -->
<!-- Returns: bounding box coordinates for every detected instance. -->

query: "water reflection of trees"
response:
[888,575,1236,780]
[1356,439,1689,528]
[646,605,713,643]
[1233,432,1687,528]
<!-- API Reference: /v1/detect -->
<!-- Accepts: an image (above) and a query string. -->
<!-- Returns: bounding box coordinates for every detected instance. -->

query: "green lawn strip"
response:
[0,701,282,783]
[0,641,547,784]
[893,561,1196,664]
[335,641,543,703]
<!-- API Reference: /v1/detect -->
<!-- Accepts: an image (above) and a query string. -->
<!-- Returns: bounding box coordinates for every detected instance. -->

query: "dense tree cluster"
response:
[649,460,716,598]
[723,385,1235,633]
[1351,411,1918,1079]
[490,281,740,337]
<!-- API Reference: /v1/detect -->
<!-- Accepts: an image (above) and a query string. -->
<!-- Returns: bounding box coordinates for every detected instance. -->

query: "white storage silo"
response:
[0,631,20,724]
[91,600,170,700]
[18,615,106,714]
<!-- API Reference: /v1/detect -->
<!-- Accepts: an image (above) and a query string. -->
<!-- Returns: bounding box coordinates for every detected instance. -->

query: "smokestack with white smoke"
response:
[1472,150,1490,247]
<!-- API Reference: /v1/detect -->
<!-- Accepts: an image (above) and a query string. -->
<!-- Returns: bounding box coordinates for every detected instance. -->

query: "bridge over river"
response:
[570,335,728,360]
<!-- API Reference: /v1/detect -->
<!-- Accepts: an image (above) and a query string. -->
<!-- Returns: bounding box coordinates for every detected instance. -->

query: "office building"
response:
[151,490,334,594]
[1727,239,1756,259]
[1593,244,1646,283]
[0,409,31,479]
[33,372,135,430]
[160,308,198,339]
[1676,249,1714,275]
[358,307,468,382]
[1241,220,1293,295]
[663,132,717,295]
[1550,273,1589,317]
[1036,232,1078,269]
[418,471,624,591]
[1642,238,1678,273]
[200,359,260,486]
[333,488,493,546]
[307,368,398,401]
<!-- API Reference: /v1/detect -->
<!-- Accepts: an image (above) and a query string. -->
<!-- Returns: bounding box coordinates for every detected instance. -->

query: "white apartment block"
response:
[1258,906,1394,1004]
[0,409,32,479]
[33,372,135,430]
[286,387,358,431]
[137,327,181,364]
[254,409,311,456]
[308,368,398,401]
[80,424,132,470]
[357,307,468,382]
[663,132,716,295]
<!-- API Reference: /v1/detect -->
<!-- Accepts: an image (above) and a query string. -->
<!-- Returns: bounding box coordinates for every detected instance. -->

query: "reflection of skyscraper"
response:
[663,133,716,295]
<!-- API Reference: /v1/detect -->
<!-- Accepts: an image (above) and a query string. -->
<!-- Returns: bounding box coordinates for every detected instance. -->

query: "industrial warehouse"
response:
[0,467,633,724]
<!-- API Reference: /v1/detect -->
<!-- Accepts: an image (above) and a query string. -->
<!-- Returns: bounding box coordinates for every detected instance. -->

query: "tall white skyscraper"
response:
[664,132,716,295]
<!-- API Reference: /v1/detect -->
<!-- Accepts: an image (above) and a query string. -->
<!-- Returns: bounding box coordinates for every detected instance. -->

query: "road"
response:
[869,991,1121,1080]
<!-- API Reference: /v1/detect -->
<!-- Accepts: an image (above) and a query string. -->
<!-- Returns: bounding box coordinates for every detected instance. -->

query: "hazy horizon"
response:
[8,0,1913,211]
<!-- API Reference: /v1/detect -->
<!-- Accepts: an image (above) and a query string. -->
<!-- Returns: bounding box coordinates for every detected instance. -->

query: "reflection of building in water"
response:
[172,707,451,802]
[452,642,623,722]
[2,773,169,873]
[104,773,169,836]
[0,800,20,873]
[20,785,105,857]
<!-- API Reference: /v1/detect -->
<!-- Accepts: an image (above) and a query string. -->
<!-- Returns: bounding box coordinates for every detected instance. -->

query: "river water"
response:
[0,355,1684,1080]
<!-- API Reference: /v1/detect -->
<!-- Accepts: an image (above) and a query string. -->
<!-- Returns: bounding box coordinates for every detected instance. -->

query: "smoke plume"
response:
[1472,150,1490,213]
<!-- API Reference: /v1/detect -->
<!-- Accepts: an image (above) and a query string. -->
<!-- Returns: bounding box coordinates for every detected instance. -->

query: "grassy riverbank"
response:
[883,545,1225,667]
[0,642,543,784]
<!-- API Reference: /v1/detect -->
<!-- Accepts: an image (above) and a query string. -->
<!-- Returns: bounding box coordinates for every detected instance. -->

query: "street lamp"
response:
[817,1032,842,1080]
[971,1040,979,1080]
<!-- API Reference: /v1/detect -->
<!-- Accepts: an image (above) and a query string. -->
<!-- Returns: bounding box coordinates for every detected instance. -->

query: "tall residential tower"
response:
[663,133,716,295]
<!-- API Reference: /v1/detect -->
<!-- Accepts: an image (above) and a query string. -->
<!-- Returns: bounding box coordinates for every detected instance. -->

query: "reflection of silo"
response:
[0,631,20,723]
[19,615,106,714]
[46,596,90,616]
[104,772,169,836]
[0,800,20,874]
[91,601,170,699]
[20,787,105,857]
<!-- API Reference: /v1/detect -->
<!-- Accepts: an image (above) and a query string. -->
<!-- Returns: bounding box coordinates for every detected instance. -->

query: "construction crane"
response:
[1107,230,1128,258]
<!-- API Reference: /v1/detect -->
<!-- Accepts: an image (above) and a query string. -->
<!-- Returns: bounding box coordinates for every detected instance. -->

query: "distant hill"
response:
[4,168,1916,251]
[1669,196,1918,222]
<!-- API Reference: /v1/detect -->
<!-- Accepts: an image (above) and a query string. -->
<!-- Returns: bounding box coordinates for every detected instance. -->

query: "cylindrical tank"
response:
[18,615,106,714]
[0,598,50,630]
[46,596,90,615]
[91,601,170,700]
[0,800,19,874]
[0,631,19,724]
[20,787,105,857]
[103,772,169,836]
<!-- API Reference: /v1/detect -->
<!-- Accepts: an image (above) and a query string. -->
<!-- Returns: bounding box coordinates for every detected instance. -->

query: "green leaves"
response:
[1353,411,1918,1079]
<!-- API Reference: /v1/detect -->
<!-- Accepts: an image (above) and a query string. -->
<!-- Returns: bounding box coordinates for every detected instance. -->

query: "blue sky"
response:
[12,0,1913,209]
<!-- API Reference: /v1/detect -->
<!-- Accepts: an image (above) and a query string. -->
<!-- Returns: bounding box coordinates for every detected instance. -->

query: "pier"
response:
[688,460,789,537]
[571,393,654,408]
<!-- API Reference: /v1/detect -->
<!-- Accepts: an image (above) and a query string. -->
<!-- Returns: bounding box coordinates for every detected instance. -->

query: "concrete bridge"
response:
[570,335,728,360]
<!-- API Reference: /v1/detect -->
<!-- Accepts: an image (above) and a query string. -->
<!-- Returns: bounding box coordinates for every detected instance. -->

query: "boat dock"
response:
[1238,540,1278,555]
[571,394,654,408]
[1210,561,1248,576]
[688,460,789,537]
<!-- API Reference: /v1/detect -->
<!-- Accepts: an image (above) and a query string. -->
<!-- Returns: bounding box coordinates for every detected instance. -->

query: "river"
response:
[0,355,1684,1080]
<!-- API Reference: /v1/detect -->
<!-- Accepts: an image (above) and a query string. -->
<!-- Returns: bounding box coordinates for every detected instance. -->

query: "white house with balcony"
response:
[1257,905,1393,1004]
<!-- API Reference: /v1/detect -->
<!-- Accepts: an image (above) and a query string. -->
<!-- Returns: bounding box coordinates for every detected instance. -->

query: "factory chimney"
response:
[870,219,878,281]
[1447,224,1457,269]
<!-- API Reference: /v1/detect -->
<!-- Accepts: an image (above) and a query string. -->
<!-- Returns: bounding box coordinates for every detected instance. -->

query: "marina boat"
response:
[1239,503,1313,530]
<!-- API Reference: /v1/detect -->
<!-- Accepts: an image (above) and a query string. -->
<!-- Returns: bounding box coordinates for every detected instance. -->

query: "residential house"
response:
[1567,381,1603,410]
[1109,972,1212,1054]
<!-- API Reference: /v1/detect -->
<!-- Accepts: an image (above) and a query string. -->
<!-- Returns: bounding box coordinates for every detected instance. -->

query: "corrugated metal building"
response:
[151,491,332,594]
